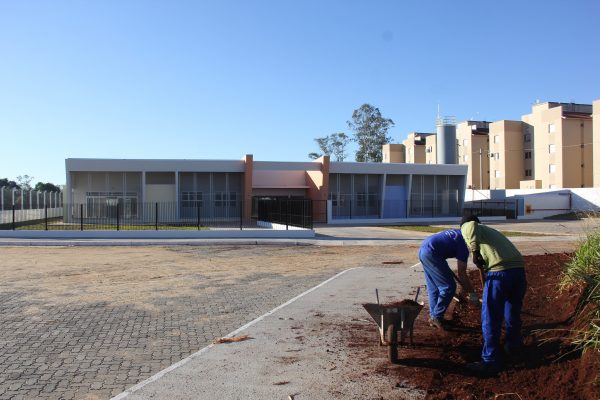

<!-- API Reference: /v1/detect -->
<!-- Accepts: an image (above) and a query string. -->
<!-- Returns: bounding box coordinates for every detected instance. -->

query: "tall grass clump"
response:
[561,229,600,353]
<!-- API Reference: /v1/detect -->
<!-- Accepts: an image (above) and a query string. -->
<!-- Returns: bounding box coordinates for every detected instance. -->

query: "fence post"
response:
[12,205,15,230]
[45,206,48,231]
[116,203,120,231]
[239,199,243,231]
[197,204,200,230]
[286,199,289,230]
[349,199,352,220]
[80,204,83,231]
[155,202,158,231]
[432,199,435,217]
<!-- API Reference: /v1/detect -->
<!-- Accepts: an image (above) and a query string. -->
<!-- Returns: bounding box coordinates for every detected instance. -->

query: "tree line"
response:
[308,103,395,162]
[0,175,61,192]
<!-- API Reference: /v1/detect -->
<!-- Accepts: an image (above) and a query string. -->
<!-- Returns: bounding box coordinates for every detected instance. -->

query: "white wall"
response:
[464,187,600,219]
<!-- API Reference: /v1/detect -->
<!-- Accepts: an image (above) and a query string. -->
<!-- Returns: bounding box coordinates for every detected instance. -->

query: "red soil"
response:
[347,253,600,400]
[380,299,422,308]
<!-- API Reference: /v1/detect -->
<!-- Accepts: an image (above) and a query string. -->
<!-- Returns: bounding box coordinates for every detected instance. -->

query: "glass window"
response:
[494,170,501,178]
[493,135,500,144]
[525,169,532,177]
[463,155,468,162]
[214,192,224,207]
[548,123,556,133]
[549,144,556,153]
[182,192,203,208]
[524,134,531,142]
[549,164,556,173]
[525,151,531,159]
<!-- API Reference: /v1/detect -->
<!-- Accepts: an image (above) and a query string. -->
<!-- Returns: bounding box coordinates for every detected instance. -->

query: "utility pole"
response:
[479,148,483,190]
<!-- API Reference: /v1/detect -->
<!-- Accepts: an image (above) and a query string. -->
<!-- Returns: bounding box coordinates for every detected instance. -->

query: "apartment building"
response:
[521,102,593,189]
[488,120,526,189]
[382,143,406,163]
[425,135,437,164]
[594,100,600,187]
[456,121,490,189]
[402,132,434,163]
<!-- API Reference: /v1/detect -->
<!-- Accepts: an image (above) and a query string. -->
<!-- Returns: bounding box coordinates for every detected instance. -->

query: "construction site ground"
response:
[0,220,595,399]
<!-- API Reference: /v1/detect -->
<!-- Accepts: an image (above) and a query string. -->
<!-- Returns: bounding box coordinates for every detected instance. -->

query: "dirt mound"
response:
[381,299,422,308]
[347,253,599,400]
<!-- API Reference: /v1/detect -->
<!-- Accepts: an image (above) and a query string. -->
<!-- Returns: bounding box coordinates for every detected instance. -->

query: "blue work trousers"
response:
[481,268,527,364]
[419,248,457,320]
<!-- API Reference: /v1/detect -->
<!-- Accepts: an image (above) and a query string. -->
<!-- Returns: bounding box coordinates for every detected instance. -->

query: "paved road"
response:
[119,266,426,400]
[0,263,343,399]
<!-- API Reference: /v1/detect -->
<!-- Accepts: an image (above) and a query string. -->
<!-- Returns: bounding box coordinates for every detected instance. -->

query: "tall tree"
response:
[0,178,20,189]
[34,182,62,192]
[308,133,350,161]
[347,104,395,162]
[16,175,34,190]
[329,132,350,162]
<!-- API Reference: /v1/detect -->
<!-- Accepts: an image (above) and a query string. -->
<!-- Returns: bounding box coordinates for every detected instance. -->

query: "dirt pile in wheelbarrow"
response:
[344,253,600,400]
[381,299,421,308]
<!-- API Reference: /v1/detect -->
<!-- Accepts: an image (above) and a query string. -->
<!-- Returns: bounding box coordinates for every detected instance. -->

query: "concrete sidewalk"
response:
[112,265,426,400]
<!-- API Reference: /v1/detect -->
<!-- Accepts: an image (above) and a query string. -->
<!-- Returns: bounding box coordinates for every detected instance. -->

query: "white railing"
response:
[0,187,63,225]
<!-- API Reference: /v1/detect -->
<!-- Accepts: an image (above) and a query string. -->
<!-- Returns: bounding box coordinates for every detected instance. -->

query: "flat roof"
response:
[330,161,466,175]
[66,158,467,176]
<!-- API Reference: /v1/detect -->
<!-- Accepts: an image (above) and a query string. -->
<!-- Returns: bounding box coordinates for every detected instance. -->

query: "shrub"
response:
[562,229,600,353]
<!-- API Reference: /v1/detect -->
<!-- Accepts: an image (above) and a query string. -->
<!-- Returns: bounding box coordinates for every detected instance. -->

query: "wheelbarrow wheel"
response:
[387,324,398,364]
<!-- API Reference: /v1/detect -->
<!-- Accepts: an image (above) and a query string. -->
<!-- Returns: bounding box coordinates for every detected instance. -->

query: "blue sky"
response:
[1,0,599,184]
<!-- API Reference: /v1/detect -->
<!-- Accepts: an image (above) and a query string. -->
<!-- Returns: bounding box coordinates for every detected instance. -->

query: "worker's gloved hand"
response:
[468,293,479,305]
[473,250,486,269]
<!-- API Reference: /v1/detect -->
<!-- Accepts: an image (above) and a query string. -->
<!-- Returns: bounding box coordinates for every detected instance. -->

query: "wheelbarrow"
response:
[362,288,424,364]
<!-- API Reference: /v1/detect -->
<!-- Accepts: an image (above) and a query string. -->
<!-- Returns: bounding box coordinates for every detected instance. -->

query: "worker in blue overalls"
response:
[419,228,478,329]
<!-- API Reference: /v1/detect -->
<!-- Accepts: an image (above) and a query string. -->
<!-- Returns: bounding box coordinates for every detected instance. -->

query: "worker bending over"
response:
[419,228,477,330]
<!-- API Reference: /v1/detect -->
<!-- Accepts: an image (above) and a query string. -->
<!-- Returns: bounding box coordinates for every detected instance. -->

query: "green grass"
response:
[545,211,600,220]
[561,228,600,353]
[386,225,548,237]
[386,225,445,233]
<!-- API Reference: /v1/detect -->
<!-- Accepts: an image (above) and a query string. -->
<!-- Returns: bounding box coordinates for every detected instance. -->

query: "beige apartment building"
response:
[386,99,598,190]
[382,143,406,163]
[521,102,593,189]
[456,121,490,189]
[488,120,526,189]
[425,135,437,164]
[594,100,600,187]
[402,132,434,163]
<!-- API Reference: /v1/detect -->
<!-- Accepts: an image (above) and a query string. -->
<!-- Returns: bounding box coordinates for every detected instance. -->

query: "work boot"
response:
[428,317,449,330]
[466,361,501,376]
[503,343,523,363]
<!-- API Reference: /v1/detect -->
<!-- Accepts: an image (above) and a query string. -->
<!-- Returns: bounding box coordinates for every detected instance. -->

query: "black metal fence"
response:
[1,200,314,231]
[463,200,519,219]
[330,198,464,219]
[252,198,313,229]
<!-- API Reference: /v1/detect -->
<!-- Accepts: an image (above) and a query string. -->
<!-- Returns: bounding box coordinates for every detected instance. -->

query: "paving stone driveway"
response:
[0,270,339,399]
